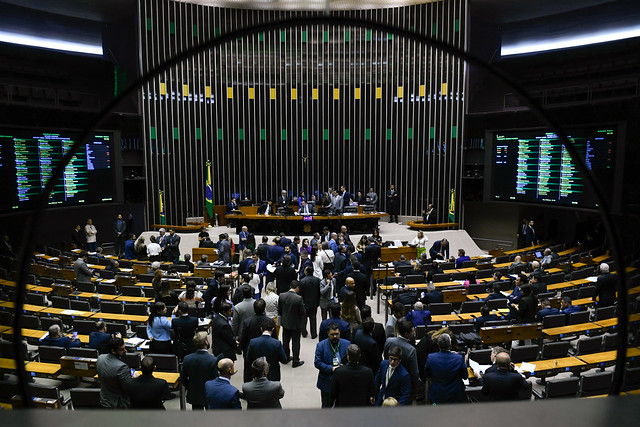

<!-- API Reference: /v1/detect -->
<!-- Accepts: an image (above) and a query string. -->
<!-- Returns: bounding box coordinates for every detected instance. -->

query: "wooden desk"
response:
[26,361,62,376]
[433,281,464,289]
[39,307,95,319]
[516,356,586,376]
[592,254,610,263]
[557,246,581,256]
[431,314,461,323]
[0,302,47,314]
[543,322,601,339]
[547,279,591,291]
[406,220,459,230]
[192,248,218,262]
[93,313,148,324]
[458,310,506,321]
[442,289,467,303]
[380,247,418,263]
[480,323,542,344]
[1,327,49,340]
[74,292,119,301]
[576,347,640,368]
[444,267,478,274]
[372,268,395,280]
[573,297,595,307]
[628,286,640,296]
[226,212,386,234]
[114,296,154,304]
[504,243,547,256]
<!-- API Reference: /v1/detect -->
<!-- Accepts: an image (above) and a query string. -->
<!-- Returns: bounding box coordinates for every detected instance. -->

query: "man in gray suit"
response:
[242,357,285,409]
[217,233,231,264]
[73,251,94,284]
[232,285,256,338]
[96,336,139,408]
[383,318,419,403]
[278,280,306,367]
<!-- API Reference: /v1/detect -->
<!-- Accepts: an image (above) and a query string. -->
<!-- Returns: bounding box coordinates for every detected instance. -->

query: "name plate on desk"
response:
[302,215,313,221]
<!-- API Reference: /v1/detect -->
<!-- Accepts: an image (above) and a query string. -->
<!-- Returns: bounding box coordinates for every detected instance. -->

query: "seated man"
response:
[536,299,560,323]
[421,283,443,305]
[529,274,547,296]
[455,249,471,269]
[89,321,121,354]
[405,302,431,327]
[393,255,411,269]
[508,256,525,273]
[481,352,526,401]
[125,356,171,409]
[559,296,582,319]
[540,248,554,267]
[298,201,315,215]
[41,324,81,349]
[396,289,418,306]
[474,305,499,332]
[484,283,504,302]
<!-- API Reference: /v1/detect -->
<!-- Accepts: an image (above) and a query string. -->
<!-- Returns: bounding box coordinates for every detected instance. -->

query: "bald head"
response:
[218,358,236,378]
[496,352,511,370]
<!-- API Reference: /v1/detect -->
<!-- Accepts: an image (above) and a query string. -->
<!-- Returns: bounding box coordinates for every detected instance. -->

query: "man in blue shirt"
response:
[205,358,241,409]
[124,233,136,259]
[560,296,582,319]
[455,248,471,269]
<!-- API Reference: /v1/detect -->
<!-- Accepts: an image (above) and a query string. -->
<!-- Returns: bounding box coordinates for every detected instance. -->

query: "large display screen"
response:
[488,126,620,209]
[0,129,117,211]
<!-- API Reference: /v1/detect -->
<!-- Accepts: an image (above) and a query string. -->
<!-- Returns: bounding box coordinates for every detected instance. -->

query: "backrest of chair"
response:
[28,383,62,401]
[545,377,579,398]
[476,270,493,279]
[174,264,189,273]
[485,299,508,310]
[38,345,67,363]
[106,322,127,337]
[428,303,452,315]
[98,270,116,280]
[70,388,102,409]
[542,314,566,329]
[395,265,413,276]
[50,295,70,309]
[383,276,403,286]
[578,286,596,298]
[510,345,539,363]
[603,333,618,350]
[121,286,142,297]
[579,371,613,396]
[622,367,640,391]
[68,347,99,358]
[22,314,40,329]
[0,311,13,325]
[594,306,616,321]
[405,275,426,285]
[124,303,148,316]
[561,289,579,300]
[40,317,63,331]
[25,292,47,306]
[469,348,492,365]
[548,272,566,284]
[485,320,509,327]
[70,299,92,312]
[449,323,474,335]
[494,255,510,264]
[0,339,28,360]
[135,325,148,339]
[96,283,118,295]
[99,301,124,314]
[122,352,141,369]
[568,311,590,325]
[75,281,95,292]
[432,273,451,283]
[460,300,485,313]
[542,341,570,359]
[146,353,178,372]
[414,325,426,339]
[575,336,603,355]
[73,319,97,334]
[462,260,477,268]
[467,283,488,294]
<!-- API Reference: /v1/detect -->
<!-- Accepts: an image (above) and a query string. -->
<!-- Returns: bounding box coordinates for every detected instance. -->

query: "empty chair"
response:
[541,341,571,359]
[383,276,403,286]
[494,255,510,264]
[138,273,156,283]
[87,256,100,265]
[547,272,566,285]
[405,275,426,285]
[510,345,539,363]
[432,273,451,283]
[593,306,616,321]
[124,303,148,316]
[98,270,116,280]
[493,280,512,291]
[460,300,485,314]
[602,333,618,350]
[428,303,452,315]
[469,348,493,365]
[538,377,580,398]
[414,325,425,339]
[135,325,148,339]
[173,264,190,273]
[25,292,47,306]
[537,292,557,301]
[485,299,508,310]
[122,352,141,369]
[578,286,596,298]
[579,371,613,397]
[96,283,118,295]
[568,311,590,325]
[73,319,97,335]
[476,270,493,279]
[75,281,95,293]
[70,388,102,409]
[622,367,640,392]
[542,314,567,329]
[574,336,603,355]
[0,339,36,361]
[462,260,477,268]
[142,287,157,298]
[146,353,178,372]
[449,323,474,335]
[451,271,469,281]
[70,299,92,312]
[120,286,142,297]
[28,383,71,408]
[21,314,40,329]
[0,311,13,325]
[99,301,124,314]
[106,323,127,337]
[50,295,70,309]
[38,345,67,363]
[467,283,489,294]
[68,347,99,358]
[440,262,455,270]
[395,265,413,276]
[561,289,579,300]
[118,260,133,269]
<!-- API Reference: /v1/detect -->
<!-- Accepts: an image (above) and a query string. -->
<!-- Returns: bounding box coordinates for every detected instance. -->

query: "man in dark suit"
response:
[425,333,468,404]
[386,184,399,223]
[205,358,241,409]
[125,356,171,409]
[536,299,560,322]
[422,203,436,224]
[180,332,218,410]
[245,318,288,383]
[383,318,419,401]
[298,201,315,215]
[319,302,351,341]
[421,283,444,305]
[300,266,321,339]
[351,305,386,352]
[297,251,313,280]
[529,273,547,296]
[481,352,526,401]
[278,281,306,367]
[364,238,381,296]
[242,356,285,409]
[96,336,137,408]
[475,305,500,332]
[238,249,253,275]
[89,321,119,354]
[525,220,538,246]
[256,236,270,260]
[171,301,198,358]
[429,238,450,260]
[560,296,583,320]
[277,190,289,207]
[594,262,617,307]
[353,318,382,375]
[347,261,368,308]
[274,255,296,294]
[257,200,274,215]
[374,346,411,405]
[239,299,273,354]
[315,323,350,407]
[212,302,239,360]
[332,245,348,290]
[329,344,376,407]
[165,228,181,262]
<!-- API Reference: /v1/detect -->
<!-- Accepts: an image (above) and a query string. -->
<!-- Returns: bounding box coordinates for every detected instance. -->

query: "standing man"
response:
[123,234,136,259]
[239,299,273,355]
[315,323,350,408]
[172,301,198,358]
[517,218,528,249]
[300,266,321,339]
[594,263,617,307]
[329,344,376,407]
[180,331,219,410]
[347,261,368,308]
[96,336,138,408]
[525,220,538,246]
[429,238,450,260]
[165,228,181,262]
[330,190,343,215]
[73,251,94,284]
[232,285,256,339]
[383,318,419,401]
[125,356,171,409]
[374,346,411,406]
[85,218,98,252]
[205,358,241,409]
[422,204,436,224]
[217,233,231,264]
[366,187,378,208]
[238,226,249,260]
[386,184,398,223]
[212,302,239,360]
[274,255,296,294]
[278,281,306,367]
[113,213,126,257]
[242,357,285,409]
[157,228,168,258]
[245,318,288,383]
[425,334,468,404]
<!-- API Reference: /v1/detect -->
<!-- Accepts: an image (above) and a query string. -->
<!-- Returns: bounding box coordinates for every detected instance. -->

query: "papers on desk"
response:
[392,284,400,290]
[519,362,536,373]
[61,309,77,315]
[125,337,145,347]
[39,332,49,341]
[468,359,491,376]
[478,254,492,258]
[101,279,116,284]
[35,254,45,257]
[455,280,466,285]
[586,276,598,283]
[500,291,511,298]
[120,268,133,273]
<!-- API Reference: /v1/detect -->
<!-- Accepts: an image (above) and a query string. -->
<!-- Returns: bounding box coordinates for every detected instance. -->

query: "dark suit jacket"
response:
[125,374,169,409]
[425,350,468,404]
[205,377,241,409]
[475,314,499,332]
[278,290,305,330]
[536,307,560,322]
[244,334,288,383]
[238,258,251,275]
[354,330,382,374]
[383,337,419,391]
[212,314,238,360]
[330,362,376,407]
[239,314,274,352]
[481,369,526,401]
[429,240,450,260]
[315,338,350,393]
[375,359,411,405]
[274,265,297,294]
[516,294,537,324]
[172,315,198,354]
[180,349,219,406]
[256,243,270,261]
[242,377,285,409]
[319,317,351,341]
[422,290,444,305]
[267,245,285,264]
[89,331,111,354]
[364,243,381,272]
[300,275,321,310]
[595,273,617,306]
[347,270,368,307]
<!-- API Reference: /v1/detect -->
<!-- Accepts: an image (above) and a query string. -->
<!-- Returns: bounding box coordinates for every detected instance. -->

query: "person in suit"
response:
[226,197,238,214]
[330,190,344,214]
[89,321,120,354]
[513,284,537,324]
[366,187,378,207]
[123,233,136,259]
[424,333,468,404]
[422,203,436,224]
[180,332,218,410]
[386,184,399,223]
[217,234,231,264]
[245,318,288,383]
[277,190,289,207]
[475,305,500,332]
[509,255,526,273]
[353,317,382,375]
[516,218,528,249]
[385,302,405,338]
[205,358,241,409]
[383,318,419,401]
[364,238,381,296]
[329,344,376,407]
[171,301,198,359]
[455,248,471,269]
[319,302,351,341]
[73,251,94,284]
[238,249,253,275]
[96,337,138,408]
[319,269,336,320]
[536,299,560,322]
[274,255,297,294]
[525,220,538,246]
[300,266,321,339]
[71,224,85,249]
[374,346,411,405]
[113,213,126,257]
[560,296,583,319]
[484,283,504,302]
[257,200,274,215]
[594,262,617,307]
[232,285,256,339]
[429,238,450,260]
[41,324,81,349]
[298,201,315,215]
[239,299,273,354]
[242,356,285,409]
[315,323,350,407]
[212,302,239,360]
[278,280,306,367]
[125,356,171,409]
[347,261,368,308]
[481,352,526,401]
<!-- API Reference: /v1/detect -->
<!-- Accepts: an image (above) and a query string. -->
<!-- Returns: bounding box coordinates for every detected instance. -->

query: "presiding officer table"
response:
[225,212,387,234]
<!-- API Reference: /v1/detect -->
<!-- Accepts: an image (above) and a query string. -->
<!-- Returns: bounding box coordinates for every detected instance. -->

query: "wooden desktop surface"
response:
[543,322,601,339]
[516,356,586,375]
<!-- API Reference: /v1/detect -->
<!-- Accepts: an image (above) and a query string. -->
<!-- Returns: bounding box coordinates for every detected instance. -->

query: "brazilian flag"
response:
[448,189,455,222]
[159,190,166,225]
[205,160,213,221]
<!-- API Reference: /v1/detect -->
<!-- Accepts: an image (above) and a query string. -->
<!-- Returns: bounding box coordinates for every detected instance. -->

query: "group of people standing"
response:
[70,213,135,257]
